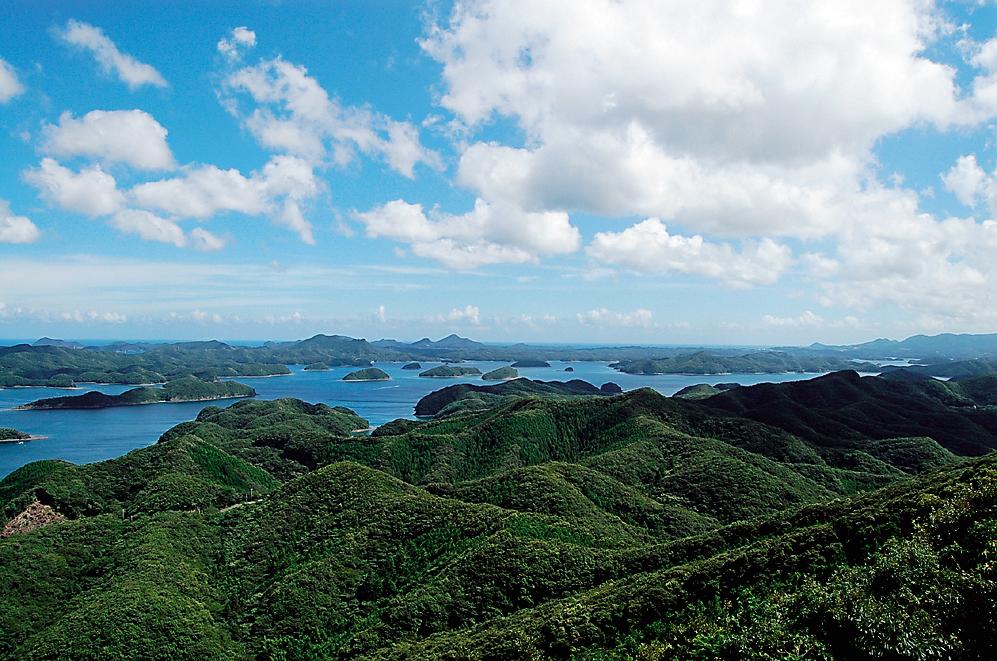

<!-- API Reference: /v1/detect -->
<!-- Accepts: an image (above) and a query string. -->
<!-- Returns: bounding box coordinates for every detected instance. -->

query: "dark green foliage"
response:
[401,362,421,369]
[701,370,997,456]
[612,351,879,375]
[482,366,519,380]
[510,359,550,367]
[343,367,391,381]
[2,376,996,659]
[414,377,608,416]
[303,362,330,371]
[19,377,255,410]
[0,428,29,441]
[418,365,483,378]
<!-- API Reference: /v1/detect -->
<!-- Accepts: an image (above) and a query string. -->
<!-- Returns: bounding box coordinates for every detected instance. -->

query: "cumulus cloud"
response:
[217,26,256,60]
[942,154,987,207]
[761,310,824,327]
[41,110,175,170]
[129,155,321,243]
[587,218,792,287]
[57,19,167,89]
[0,57,24,103]
[188,227,227,252]
[576,307,654,328]
[111,209,186,247]
[0,200,40,244]
[426,304,481,325]
[355,198,578,269]
[423,0,973,238]
[23,157,125,217]
[222,57,439,175]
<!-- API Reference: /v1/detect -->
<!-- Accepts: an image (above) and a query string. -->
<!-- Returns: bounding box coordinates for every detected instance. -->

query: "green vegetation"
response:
[510,359,551,367]
[19,377,255,410]
[414,377,610,416]
[401,362,422,369]
[1,372,995,658]
[0,428,30,442]
[612,351,879,375]
[303,362,330,371]
[418,365,482,378]
[342,367,391,381]
[481,366,518,380]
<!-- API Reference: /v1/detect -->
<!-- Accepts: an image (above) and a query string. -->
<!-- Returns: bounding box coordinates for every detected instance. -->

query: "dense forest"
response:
[1,371,994,658]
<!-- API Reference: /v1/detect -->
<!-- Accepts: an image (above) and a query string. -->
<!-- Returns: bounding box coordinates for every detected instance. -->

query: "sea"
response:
[0,360,870,478]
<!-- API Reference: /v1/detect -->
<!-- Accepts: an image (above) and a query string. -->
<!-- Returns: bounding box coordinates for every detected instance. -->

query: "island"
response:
[564,366,575,372]
[611,351,879,375]
[510,359,551,368]
[342,367,391,381]
[401,362,422,370]
[18,377,255,410]
[419,366,483,378]
[0,428,30,443]
[303,362,330,371]
[481,366,518,380]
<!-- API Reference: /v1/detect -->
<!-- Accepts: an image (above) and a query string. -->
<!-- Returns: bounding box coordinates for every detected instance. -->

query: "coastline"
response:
[17,393,255,412]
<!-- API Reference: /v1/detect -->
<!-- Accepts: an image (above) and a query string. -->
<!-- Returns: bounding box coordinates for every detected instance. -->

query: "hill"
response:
[418,365,482,378]
[18,378,255,410]
[0,375,994,658]
[342,367,391,381]
[697,370,997,456]
[612,351,878,375]
[481,366,518,380]
[413,378,611,416]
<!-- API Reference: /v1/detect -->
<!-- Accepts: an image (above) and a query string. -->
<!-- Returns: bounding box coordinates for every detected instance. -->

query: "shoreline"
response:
[0,435,47,444]
[16,393,255,412]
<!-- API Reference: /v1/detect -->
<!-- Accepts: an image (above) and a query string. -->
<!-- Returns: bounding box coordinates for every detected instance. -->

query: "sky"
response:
[2,1,997,345]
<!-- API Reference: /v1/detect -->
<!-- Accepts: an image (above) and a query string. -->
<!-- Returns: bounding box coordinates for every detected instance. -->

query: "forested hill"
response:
[1,372,994,658]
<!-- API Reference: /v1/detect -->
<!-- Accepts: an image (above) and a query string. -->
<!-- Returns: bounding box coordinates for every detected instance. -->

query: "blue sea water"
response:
[0,361,851,478]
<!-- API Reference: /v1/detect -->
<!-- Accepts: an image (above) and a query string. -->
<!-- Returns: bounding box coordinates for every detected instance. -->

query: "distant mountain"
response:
[808,332,997,360]
[32,337,83,349]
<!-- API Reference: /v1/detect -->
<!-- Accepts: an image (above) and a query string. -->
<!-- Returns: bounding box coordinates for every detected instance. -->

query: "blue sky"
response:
[2,1,997,344]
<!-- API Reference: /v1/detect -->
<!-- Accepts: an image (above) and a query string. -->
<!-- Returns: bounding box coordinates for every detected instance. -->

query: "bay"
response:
[0,361,856,478]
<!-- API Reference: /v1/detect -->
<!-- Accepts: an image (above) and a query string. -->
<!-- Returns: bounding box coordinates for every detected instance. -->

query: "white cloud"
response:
[217,26,256,61]
[587,218,792,287]
[0,58,25,103]
[445,304,481,325]
[576,307,654,328]
[129,155,321,243]
[222,57,439,175]
[761,310,824,327]
[0,200,40,244]
[23,158,125,217]
[188,227,227,252]
[57,19,167,89]
[942,154,986,207]
[375,304,387,322]
[110,209,186,247]
[42,110,175,170]
[423,0,972,239]
[355,198,578,269]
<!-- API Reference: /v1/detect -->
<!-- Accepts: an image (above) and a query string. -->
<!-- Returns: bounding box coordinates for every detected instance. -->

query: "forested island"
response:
[611,351,879,374]
[342,367,391,381]
[0,428,30,443]
[418,365,482,378]
[1,370,994,657]
[5,332,997,389]
[481,366,518,380]
[18,378,255,410]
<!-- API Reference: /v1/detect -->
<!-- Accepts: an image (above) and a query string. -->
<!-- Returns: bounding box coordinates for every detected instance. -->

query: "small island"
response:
[564,366,575,372]
[419,366,483,378]
[0,428,31,443]
[482,366,519,381]
[401,362,422,370]
[343,367,391,381]
[511,360,551,368]
[303,362,330,371]
[19,377,255,410]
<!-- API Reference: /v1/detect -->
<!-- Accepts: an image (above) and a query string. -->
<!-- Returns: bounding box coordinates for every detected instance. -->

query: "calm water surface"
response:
[0,361,854,478]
